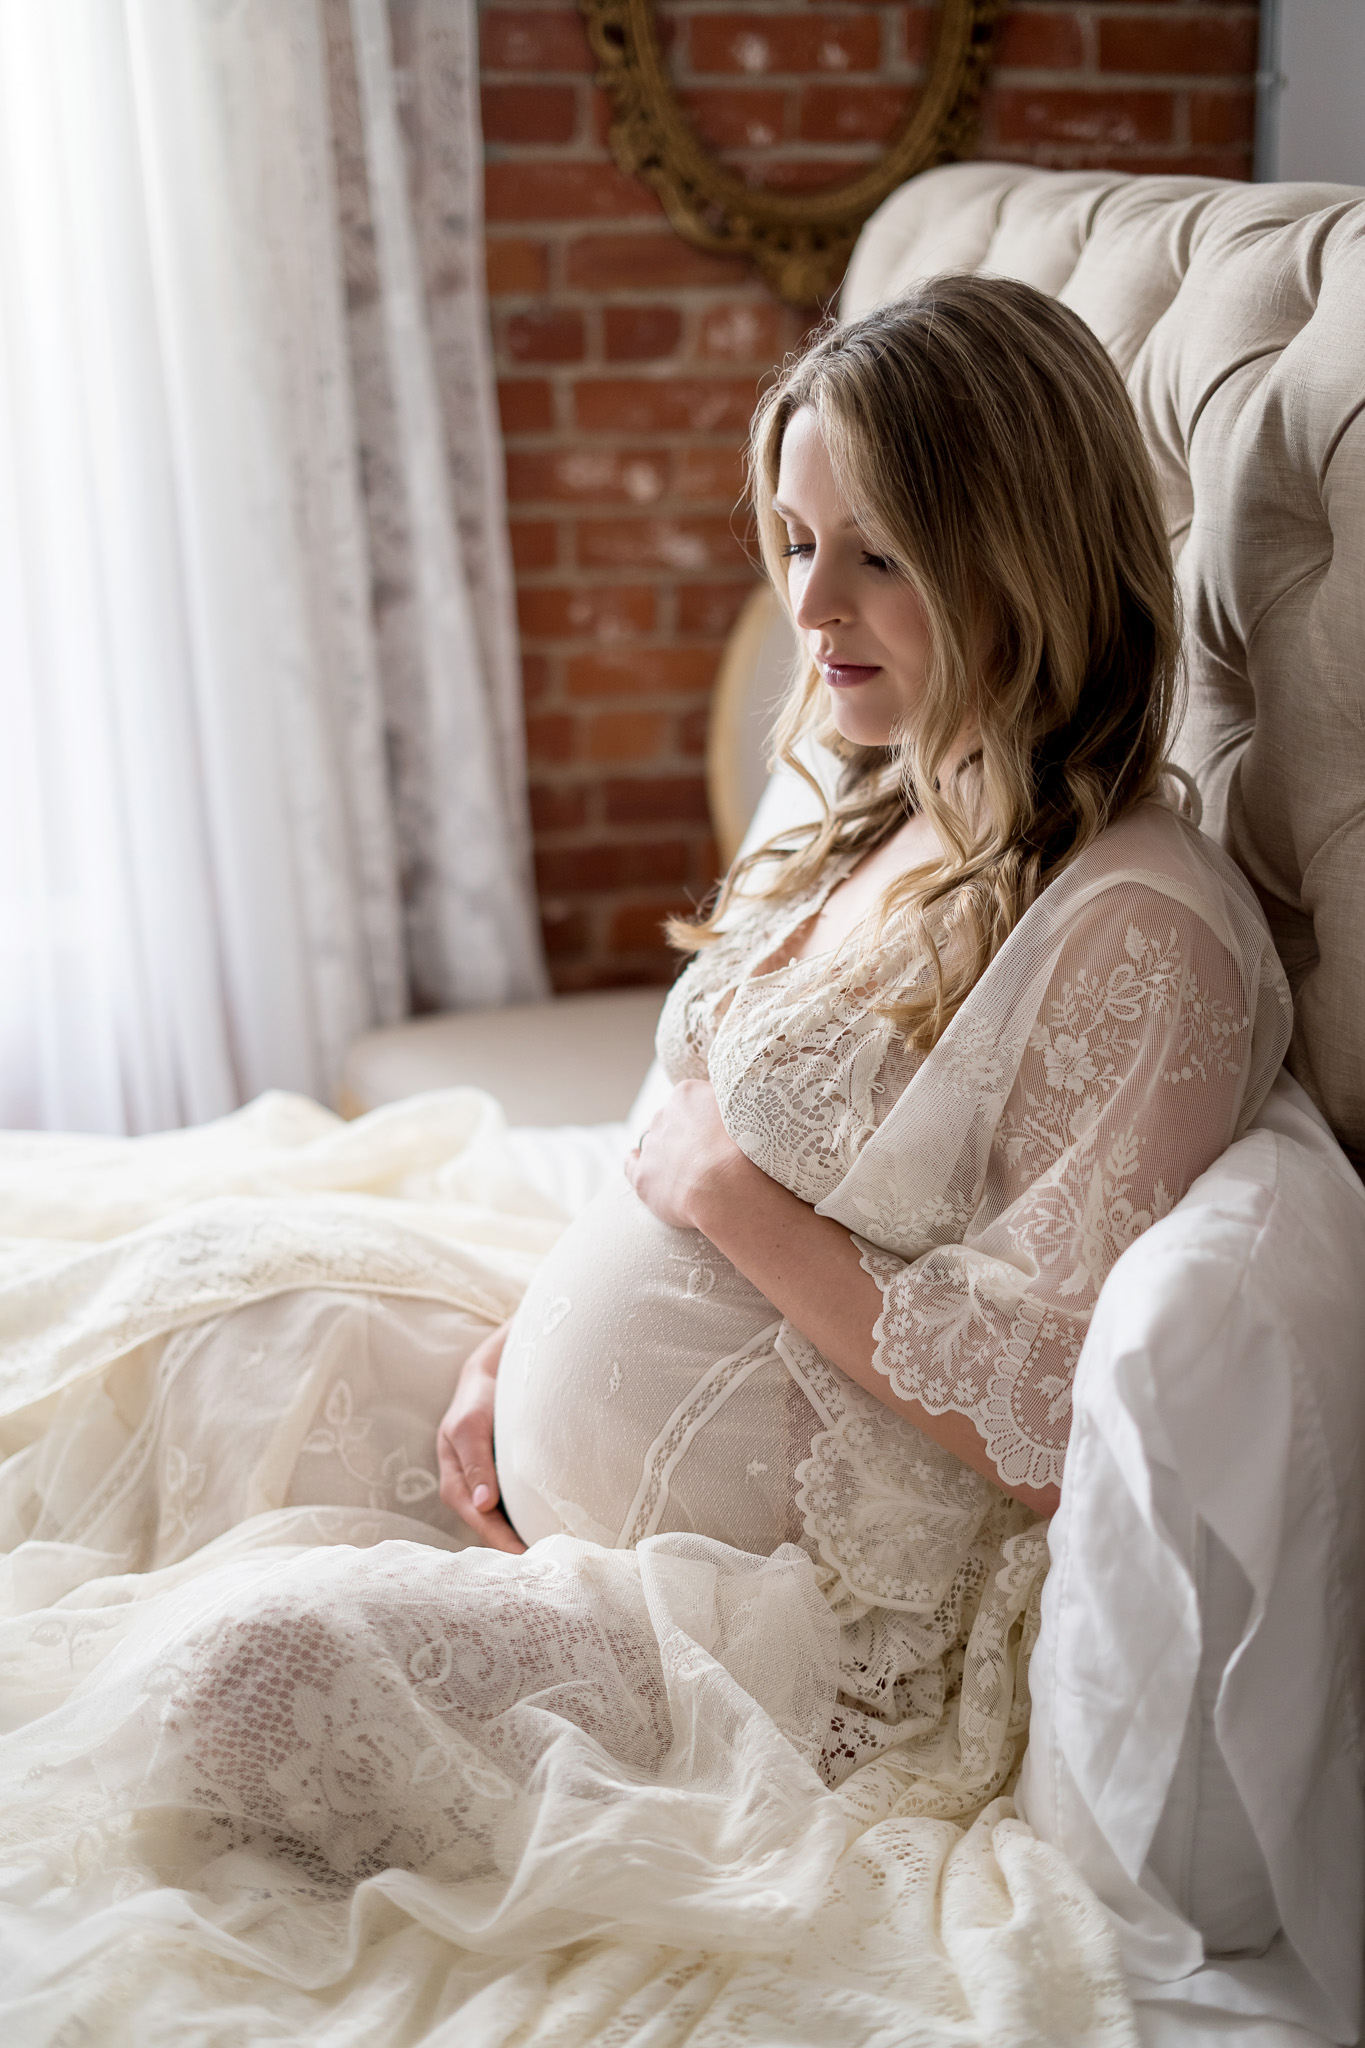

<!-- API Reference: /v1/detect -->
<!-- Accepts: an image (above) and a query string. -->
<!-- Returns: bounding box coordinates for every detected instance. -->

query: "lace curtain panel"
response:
[0,0,545,1136]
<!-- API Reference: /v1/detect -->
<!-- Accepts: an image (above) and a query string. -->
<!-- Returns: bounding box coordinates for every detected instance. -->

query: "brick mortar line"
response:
[535,769,709,781]
[509,542,759,558]
[509,508,754,524]
[503,463,755,477]
[478,72,900,89]
[482,71,1249,94]
[484,155,1234,188]
[485,143,919,162]
[489,408,716,438]
[482,79,1252,100]
[525,689,723,705]
[482,3,1252,15]
[536,848,718,862]
[989,70,1252,85]
[511,567,757,582]
[511,515,751,526]
[526,649,753,660]
[506,498,753,512]
[494,346,793,361]
[531,800,713,815]
[537,840,711,856]
[1033,2,1258,12]
[498,424,768,438]
[527,652,752,666]
[661,70,928,85]
[495,330,790,351]
[481,1,917,10]
[508,506,756,518]
[484,128,1227,163]
[486,134,918,149]
[482,84,1248,135]
[507,503,753,516]
[488,139,1255,197]
[513,519,751,529]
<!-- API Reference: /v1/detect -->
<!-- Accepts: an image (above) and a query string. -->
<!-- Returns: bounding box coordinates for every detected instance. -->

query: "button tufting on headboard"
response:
[843,163,1365,1163]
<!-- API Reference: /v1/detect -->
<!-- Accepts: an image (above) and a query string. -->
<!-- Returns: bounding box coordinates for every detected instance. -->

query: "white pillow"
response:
[1019,1071,1365,2042]
[1143,1508,1279,1956]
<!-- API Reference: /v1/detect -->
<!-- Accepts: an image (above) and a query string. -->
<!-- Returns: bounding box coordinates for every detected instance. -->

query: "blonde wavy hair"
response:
[670,273,1182,1050]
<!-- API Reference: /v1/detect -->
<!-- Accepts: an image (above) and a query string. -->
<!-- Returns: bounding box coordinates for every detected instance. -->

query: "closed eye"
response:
[781,542,893,572]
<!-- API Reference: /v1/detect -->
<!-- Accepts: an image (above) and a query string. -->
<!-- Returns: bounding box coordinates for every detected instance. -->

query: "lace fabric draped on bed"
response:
[0,799,1290,2045]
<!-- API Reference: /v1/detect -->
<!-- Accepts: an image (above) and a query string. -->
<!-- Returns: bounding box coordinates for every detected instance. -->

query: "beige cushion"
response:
[845,162,1365,1162]
[340,987,666,1125]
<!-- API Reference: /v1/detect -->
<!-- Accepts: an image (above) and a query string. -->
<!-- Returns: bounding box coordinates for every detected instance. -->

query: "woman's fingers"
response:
[436,1408,490,1516]
[435,1322,517,1533]
[437,1394,526,1554]
[450,1411,498,1513]
[438,1440,523,1552]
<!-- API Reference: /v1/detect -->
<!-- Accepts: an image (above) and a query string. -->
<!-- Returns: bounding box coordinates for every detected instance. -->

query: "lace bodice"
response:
[657,862,924,1205]
[655,800,1292,1493]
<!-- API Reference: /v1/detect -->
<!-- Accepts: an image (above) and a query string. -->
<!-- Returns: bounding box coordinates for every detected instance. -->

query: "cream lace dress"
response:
[495,799,1291,1825]
[0,799,1291,2047]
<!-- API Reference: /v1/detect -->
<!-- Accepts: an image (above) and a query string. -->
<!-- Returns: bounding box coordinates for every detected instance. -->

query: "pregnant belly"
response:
[494,1179,820,1552]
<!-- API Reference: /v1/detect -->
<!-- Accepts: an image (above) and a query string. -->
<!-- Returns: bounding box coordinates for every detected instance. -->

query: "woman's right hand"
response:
[436,1319,526,1554]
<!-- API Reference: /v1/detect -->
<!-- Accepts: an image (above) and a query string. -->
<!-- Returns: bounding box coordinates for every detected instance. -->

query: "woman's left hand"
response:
[625,1078,749,1232]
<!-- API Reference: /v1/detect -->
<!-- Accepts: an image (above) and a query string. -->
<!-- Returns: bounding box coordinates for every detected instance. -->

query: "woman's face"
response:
[773,406,933,748]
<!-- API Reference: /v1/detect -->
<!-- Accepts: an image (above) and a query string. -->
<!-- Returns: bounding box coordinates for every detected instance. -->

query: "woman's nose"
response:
[791,552,851,632]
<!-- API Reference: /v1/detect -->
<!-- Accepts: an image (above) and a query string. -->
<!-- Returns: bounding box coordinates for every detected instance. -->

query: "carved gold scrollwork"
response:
[579,0,1004,306]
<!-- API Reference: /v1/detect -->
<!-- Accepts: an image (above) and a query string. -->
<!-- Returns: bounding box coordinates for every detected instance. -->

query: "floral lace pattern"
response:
[835,885,1264,1495]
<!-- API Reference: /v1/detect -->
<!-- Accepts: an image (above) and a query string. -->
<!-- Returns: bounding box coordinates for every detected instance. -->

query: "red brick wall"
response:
[481,0,1260,988]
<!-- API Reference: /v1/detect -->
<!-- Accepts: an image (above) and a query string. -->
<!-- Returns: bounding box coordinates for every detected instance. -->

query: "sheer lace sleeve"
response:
[842,884,1263,1496]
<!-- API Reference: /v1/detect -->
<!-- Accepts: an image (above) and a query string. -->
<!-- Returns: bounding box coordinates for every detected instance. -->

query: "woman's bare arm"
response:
[626,1078,1060,1517]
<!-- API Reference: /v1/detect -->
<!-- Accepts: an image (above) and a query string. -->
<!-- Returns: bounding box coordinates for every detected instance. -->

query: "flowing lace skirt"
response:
[0,1102,1137,2045]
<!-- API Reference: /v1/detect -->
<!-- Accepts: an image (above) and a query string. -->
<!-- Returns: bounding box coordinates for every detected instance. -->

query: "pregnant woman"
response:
[0,277,1291,2039]
[439,273,1289,1810]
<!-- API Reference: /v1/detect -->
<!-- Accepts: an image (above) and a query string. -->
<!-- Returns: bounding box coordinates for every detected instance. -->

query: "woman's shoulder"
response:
[1041,797,1273,959]
[1070,792,1209,875]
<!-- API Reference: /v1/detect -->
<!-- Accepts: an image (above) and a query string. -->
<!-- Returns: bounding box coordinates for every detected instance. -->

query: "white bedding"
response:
[0,1080,1359,2045]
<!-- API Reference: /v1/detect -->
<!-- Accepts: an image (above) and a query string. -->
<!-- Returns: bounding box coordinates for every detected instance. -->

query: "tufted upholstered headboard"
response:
[841,162,1365,1166]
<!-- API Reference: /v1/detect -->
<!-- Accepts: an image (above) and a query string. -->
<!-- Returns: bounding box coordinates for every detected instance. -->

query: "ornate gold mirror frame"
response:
[579,0,1003,305]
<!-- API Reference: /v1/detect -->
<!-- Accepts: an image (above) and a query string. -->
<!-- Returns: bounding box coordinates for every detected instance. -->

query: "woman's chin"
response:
[827,695,896,749]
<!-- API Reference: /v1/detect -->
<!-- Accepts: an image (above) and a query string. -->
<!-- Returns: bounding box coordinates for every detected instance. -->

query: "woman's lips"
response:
[818,659,882,689]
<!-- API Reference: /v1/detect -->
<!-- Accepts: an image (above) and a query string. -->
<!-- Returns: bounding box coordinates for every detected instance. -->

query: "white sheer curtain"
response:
[0,0,544,1135]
